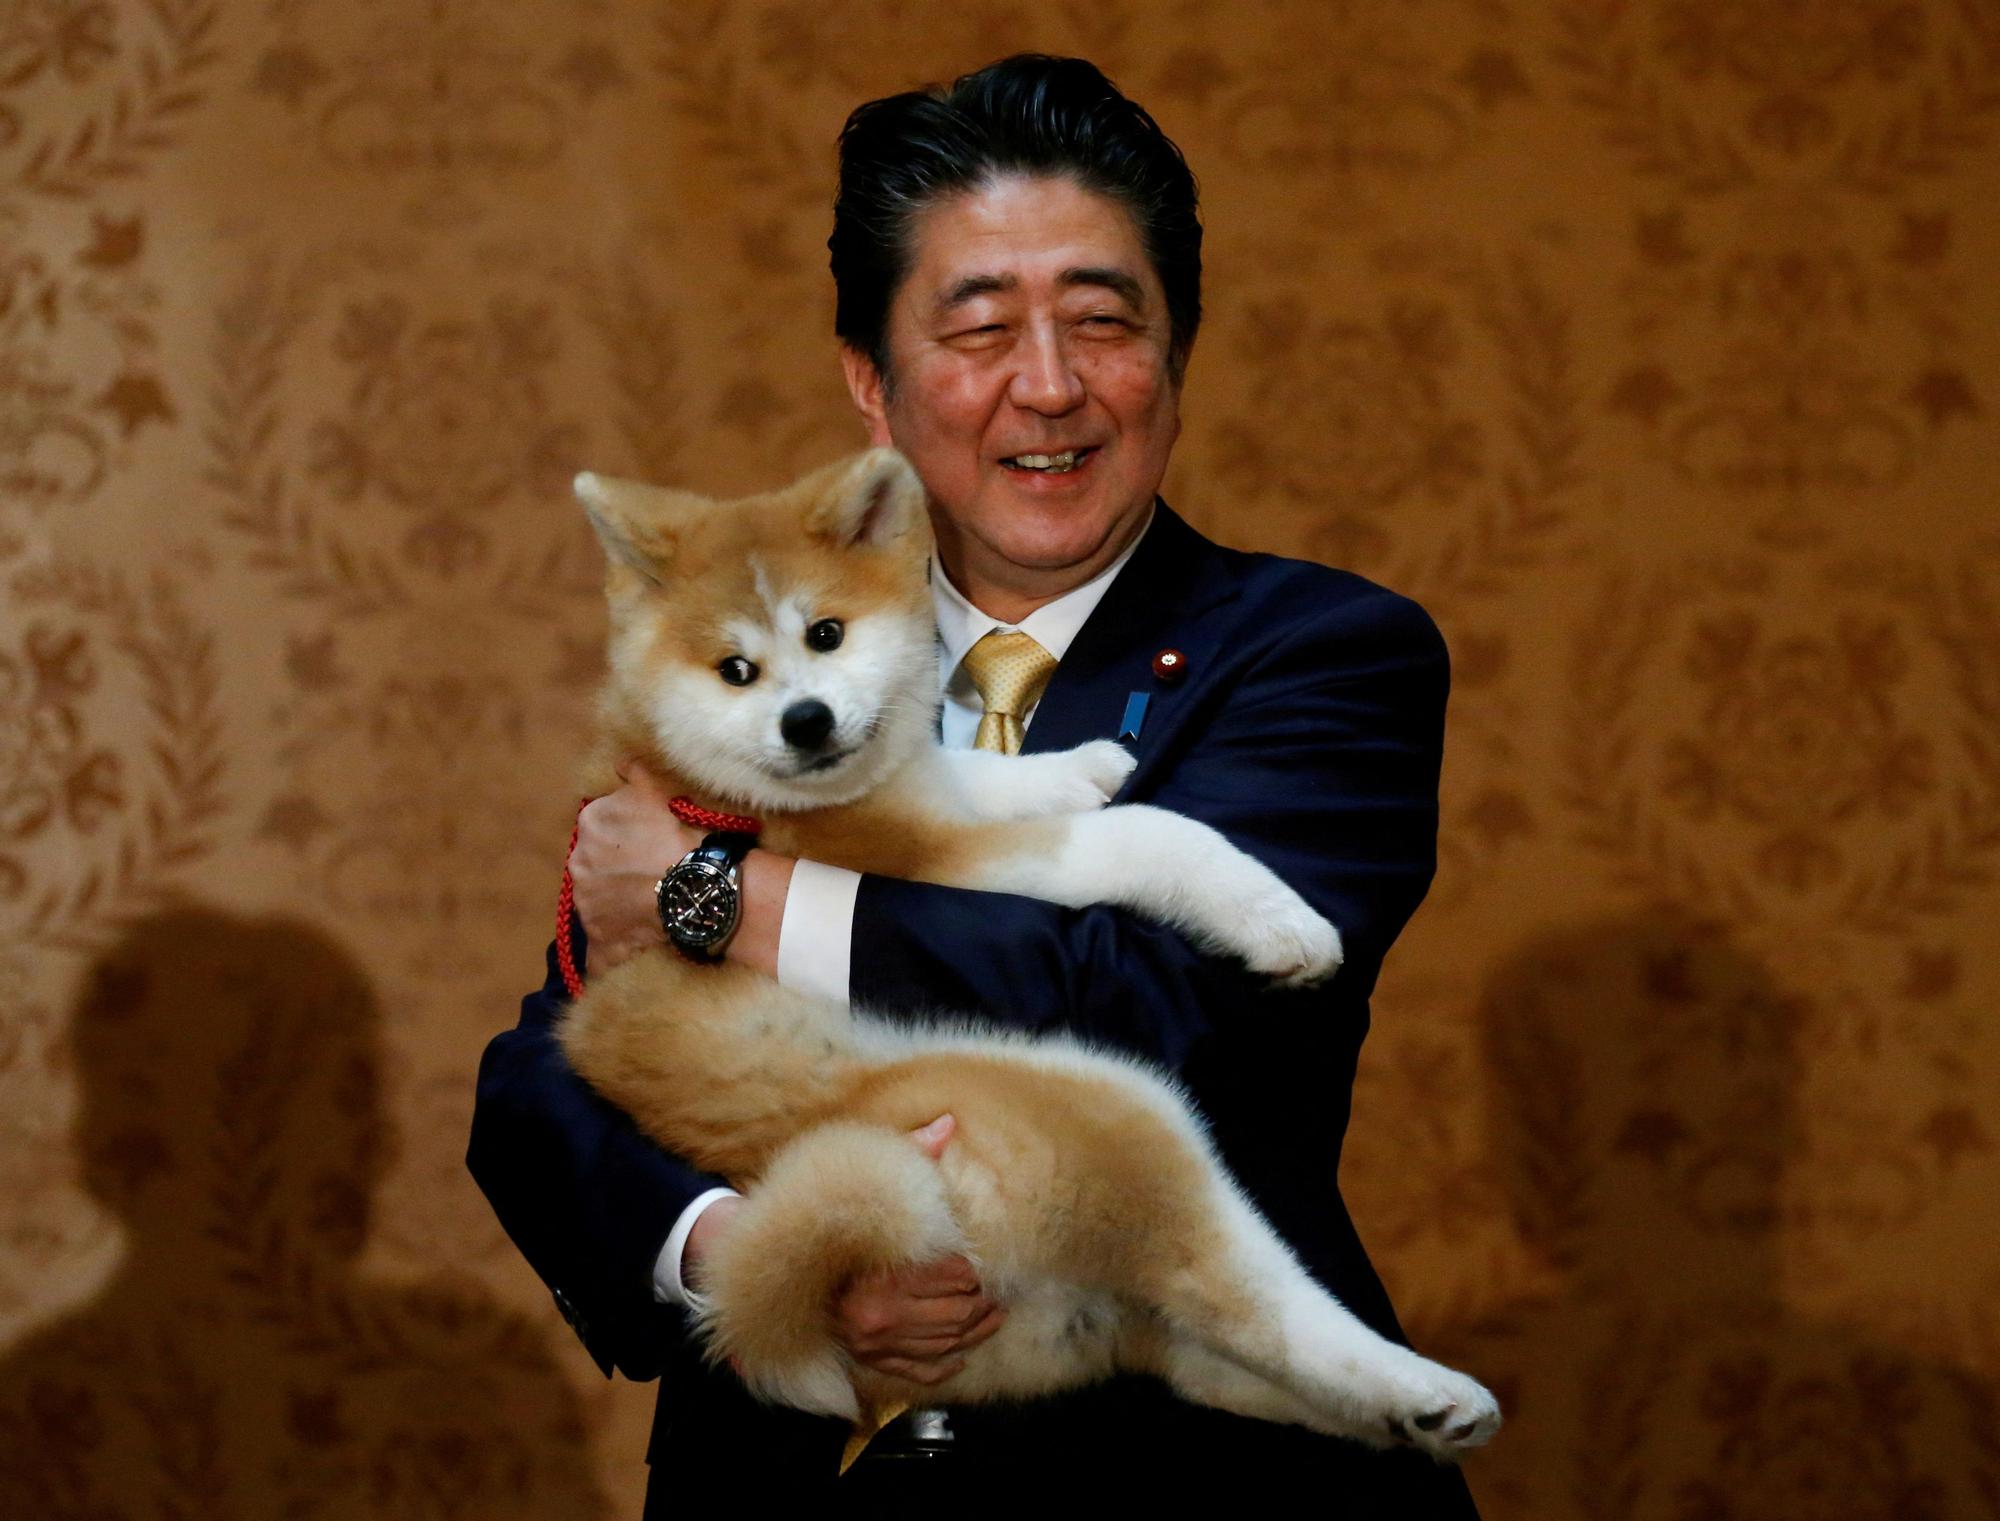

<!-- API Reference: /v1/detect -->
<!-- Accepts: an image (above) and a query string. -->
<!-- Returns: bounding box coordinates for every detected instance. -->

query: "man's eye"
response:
[718,656,759,686]
[806,619,845,653]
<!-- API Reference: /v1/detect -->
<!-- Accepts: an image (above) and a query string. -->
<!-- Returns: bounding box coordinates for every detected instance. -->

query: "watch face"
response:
[659,859,739,948]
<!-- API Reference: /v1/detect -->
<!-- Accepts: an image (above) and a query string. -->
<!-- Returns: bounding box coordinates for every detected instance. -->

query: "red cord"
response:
[554,793,762,1000]
[667,795,762,834]
[556,799,590,999]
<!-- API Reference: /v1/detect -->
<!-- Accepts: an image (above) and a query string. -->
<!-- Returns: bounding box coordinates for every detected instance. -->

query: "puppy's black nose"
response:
[781,699,836,752]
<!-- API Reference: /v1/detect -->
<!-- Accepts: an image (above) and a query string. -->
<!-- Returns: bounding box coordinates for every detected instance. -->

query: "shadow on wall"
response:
[1428,916,1998,1521]
[0,905,608,1519]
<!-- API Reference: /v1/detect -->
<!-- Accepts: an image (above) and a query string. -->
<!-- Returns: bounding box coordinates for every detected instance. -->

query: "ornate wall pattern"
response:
[3,3,1994,1514]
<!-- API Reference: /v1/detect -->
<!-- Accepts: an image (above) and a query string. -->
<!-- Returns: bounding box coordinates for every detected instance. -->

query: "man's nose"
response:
[1007,323,1086,415]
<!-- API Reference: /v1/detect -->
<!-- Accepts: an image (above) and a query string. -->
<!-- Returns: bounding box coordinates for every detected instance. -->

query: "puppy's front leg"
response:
[974,806,1343,985]
[919,741,1136,823]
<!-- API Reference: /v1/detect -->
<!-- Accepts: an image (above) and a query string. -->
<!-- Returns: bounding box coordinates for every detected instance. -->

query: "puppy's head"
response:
[577,448,937,812]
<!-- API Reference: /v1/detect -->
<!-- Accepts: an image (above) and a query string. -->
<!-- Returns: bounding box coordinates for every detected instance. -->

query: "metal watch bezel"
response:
[655,854,741,959]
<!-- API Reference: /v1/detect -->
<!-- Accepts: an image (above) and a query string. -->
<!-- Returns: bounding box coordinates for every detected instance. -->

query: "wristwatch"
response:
[655,830,758,962]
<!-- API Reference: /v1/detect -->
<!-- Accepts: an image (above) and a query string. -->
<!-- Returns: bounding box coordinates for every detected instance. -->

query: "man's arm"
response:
[828,585,1449,1371]
[851,587,1450,1045]
[466,925,721,1381]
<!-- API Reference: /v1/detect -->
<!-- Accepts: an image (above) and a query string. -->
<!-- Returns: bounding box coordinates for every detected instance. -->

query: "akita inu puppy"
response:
[558,447,1500,1463]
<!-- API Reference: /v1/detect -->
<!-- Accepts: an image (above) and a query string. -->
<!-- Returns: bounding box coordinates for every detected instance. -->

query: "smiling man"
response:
[843,171,1181,624]
[470,54,1486,1514]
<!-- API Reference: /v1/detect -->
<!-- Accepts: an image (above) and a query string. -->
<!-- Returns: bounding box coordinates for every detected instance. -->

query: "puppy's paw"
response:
[1044,740,1138,812]
[1237,888,1343,987]
[1374,1360,1502,1463]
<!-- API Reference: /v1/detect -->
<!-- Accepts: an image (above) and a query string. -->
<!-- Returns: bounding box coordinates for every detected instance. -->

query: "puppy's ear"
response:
[808,448,926,550]
[574,472,688,582]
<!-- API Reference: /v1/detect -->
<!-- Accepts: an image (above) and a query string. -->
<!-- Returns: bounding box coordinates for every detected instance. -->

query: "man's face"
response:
[841,173,1183,609]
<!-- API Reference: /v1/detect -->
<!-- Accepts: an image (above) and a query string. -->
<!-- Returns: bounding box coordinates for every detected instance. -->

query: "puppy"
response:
[558,448,1500,1464]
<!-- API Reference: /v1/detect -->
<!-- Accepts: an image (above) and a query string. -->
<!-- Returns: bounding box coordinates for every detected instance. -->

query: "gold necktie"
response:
[840,1399,909,1475]
[960,630,1057,755]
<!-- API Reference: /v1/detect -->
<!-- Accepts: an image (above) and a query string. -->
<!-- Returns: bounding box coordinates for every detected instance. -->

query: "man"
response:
[469,54,1484,1513]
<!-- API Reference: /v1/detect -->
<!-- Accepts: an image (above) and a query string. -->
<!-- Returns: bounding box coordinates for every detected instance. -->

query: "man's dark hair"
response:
[829,53,1202,389]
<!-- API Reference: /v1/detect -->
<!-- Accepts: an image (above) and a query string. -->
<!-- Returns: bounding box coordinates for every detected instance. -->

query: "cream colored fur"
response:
[557,448,1500,1462]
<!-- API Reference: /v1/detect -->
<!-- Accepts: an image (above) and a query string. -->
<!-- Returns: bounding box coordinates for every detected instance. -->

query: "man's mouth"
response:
[1001,447,1098,475]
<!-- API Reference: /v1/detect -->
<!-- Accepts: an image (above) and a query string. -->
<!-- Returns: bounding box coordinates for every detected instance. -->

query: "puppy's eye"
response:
[806,619,844,653]
[718,656,759,687]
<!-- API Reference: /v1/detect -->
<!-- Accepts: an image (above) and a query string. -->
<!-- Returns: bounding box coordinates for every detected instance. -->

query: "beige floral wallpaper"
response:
[3,2,1996,1515]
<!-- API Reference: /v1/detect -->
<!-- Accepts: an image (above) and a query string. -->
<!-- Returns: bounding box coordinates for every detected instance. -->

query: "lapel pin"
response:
[1152,648,1187,683]
[1118,692,1150,744]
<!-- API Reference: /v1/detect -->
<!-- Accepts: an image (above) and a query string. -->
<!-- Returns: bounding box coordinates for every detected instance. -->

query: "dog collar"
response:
[667,796,763,835]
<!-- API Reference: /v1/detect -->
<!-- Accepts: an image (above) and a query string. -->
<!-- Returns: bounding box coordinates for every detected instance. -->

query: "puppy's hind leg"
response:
[1121,1315,1328,1430]
[1147,1185,1502,1463]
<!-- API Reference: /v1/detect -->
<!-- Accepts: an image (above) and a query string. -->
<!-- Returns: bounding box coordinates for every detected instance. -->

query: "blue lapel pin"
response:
[1118,692,1150,744]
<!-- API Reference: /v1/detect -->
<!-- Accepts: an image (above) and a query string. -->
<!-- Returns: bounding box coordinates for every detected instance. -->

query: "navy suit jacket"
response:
[469,504,1482,1511]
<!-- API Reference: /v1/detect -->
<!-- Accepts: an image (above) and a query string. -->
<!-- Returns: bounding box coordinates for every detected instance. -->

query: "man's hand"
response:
[569,758,793,975]
[683,1115,1005,1388]
[834,1249,1005,1387]
[570,760,700,970]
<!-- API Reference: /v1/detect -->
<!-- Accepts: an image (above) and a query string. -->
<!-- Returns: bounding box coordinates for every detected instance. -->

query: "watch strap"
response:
[692,830,758,868]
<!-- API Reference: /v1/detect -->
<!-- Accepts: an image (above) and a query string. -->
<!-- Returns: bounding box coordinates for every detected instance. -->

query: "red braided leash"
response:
[555,793,763,999]
[556,799,591,999]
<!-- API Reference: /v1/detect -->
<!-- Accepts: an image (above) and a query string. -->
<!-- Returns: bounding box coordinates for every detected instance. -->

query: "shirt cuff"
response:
[776,858,861,1008]
[652,1186,742,1309]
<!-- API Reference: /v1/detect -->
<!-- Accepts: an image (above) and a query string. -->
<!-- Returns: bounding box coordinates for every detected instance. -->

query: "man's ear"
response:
[573,472,687,582]
[839,344,895,447]
[807,448,925,549]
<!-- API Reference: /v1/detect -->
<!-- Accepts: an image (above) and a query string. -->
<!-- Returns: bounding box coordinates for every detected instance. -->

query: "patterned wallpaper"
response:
[3,2,1995,1514]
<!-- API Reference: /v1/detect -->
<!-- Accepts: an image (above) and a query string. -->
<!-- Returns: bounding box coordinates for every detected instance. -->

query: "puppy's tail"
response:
[693,1121,965,1420]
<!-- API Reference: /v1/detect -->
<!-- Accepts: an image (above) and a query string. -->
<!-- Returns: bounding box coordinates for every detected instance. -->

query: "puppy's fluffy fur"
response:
[559,449,1500,1462]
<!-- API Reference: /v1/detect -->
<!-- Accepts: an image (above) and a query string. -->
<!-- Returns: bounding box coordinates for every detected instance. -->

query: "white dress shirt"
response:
[652,512,1154,1308]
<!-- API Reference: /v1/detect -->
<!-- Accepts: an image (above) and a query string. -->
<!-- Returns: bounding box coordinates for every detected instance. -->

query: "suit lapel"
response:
[1022,502,1241,775]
